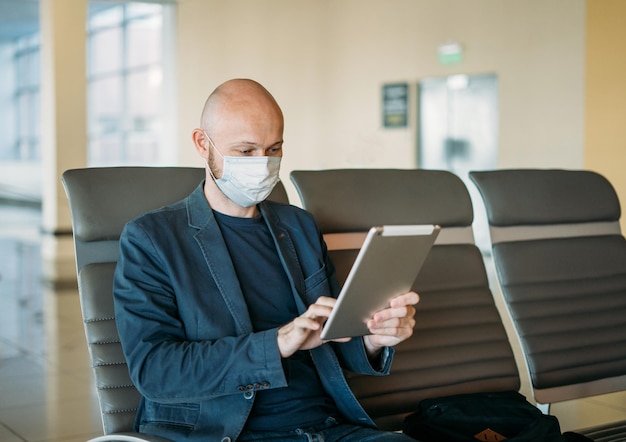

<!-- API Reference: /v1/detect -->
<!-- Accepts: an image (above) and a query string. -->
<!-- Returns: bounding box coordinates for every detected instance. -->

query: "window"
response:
[88,2,167,166]
[0,1,170,167]
[1,33,41,161]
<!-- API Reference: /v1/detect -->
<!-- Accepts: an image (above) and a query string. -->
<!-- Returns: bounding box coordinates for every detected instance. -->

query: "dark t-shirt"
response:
[214,210,339,431]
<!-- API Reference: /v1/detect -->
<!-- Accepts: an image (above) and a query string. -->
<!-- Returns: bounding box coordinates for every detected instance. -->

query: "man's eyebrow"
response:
[225,141,259,148]
[232,140,283,148]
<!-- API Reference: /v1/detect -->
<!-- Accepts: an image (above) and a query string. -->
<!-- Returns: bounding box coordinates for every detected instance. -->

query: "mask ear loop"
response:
[203,131,225,158]
[203,131,222,182]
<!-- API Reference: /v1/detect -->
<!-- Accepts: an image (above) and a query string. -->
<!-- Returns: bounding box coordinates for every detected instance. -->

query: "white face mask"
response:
[204,133,282,207]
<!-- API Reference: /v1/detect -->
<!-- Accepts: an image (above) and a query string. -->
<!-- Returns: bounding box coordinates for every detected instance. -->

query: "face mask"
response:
[204,133,281,207]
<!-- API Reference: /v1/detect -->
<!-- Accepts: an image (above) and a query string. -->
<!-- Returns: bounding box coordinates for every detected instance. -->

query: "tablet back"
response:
[321,225,439,340]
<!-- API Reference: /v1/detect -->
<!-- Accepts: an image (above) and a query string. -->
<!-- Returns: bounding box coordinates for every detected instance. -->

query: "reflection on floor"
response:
[0,204,625,441]
[0,204,102,442]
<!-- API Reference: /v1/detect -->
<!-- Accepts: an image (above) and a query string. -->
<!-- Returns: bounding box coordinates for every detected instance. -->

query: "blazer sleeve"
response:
[114,220,289,403]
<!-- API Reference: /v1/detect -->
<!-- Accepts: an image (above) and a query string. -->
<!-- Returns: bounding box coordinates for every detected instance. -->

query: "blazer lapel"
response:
[187,187,254,335]
[260,203,308,314]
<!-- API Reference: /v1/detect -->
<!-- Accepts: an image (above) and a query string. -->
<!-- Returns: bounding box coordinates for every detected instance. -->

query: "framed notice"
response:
[382,82,408,128]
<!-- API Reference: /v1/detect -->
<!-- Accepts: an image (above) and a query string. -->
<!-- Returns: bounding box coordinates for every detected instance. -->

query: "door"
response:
[418,73,498,251]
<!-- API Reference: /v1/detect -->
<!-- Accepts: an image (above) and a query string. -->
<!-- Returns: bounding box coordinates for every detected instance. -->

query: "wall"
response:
[176,0,326,200]
[585,0,626,231]
[176,0,586,202]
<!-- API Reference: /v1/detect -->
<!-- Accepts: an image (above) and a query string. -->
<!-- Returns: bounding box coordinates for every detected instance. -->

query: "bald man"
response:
[114,79,418,442]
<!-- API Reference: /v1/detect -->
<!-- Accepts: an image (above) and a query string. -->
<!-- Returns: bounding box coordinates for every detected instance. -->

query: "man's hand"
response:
[277,296,350,358]
[363,291,419,357]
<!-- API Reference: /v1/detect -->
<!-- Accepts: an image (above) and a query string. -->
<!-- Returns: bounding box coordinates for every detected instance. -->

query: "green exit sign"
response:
[438,43,463,65]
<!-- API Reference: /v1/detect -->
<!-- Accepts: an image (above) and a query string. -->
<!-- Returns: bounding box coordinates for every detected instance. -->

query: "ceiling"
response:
[0,0,39,41]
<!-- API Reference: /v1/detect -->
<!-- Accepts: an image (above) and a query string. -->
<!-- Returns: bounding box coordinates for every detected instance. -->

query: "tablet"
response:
[320,224,440,340]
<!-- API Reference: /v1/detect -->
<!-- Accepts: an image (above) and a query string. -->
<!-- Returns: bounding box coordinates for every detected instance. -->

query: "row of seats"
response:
[62,167,626,441]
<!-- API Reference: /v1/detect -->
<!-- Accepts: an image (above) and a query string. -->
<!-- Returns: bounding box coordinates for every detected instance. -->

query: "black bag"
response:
[403,391,566,441]
[562,432,594,442]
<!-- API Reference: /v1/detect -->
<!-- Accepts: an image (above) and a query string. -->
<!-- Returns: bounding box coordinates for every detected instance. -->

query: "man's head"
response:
[192,79,284,213]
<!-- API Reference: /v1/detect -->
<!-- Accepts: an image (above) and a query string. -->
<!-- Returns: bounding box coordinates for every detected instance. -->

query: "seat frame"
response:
[291,168,522,430]
[470,168,626,439]
[62,166,288,441]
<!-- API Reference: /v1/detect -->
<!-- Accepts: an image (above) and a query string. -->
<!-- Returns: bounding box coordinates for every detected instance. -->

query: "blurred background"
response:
[0,1,625,440]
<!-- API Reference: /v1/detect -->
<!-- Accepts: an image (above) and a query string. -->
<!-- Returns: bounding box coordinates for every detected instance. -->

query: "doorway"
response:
[417,73,498,251]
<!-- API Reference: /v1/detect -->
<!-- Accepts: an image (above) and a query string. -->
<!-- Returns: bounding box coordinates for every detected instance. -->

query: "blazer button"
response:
[244,390,255,400]
[221,438,232,442]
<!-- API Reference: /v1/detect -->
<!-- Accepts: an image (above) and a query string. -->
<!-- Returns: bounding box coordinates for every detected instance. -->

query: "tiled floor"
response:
[0,203,625,441]
[0,205,102,442]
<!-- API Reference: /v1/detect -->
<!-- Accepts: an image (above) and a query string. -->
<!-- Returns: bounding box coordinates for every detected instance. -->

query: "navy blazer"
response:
[113,184,394,441]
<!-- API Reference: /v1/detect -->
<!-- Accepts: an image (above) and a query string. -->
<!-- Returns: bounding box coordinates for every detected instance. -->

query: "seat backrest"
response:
[469,169,626,406]
[62,166,288,435]
[290,168,520,430]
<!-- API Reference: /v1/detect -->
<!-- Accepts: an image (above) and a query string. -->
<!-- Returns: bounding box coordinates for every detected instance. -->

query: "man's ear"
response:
[192,128,209,158]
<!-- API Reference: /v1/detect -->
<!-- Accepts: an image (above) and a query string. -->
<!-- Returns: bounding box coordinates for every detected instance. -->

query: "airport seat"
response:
[470,168,626,440]
[62,166,288,441]
[290,168,521,430]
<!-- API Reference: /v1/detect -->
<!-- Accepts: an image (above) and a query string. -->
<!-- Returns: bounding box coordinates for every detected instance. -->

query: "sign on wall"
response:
[382,83,408,128]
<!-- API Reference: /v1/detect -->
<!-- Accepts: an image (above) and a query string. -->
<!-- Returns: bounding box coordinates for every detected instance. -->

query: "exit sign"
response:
[438,42,464,65]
